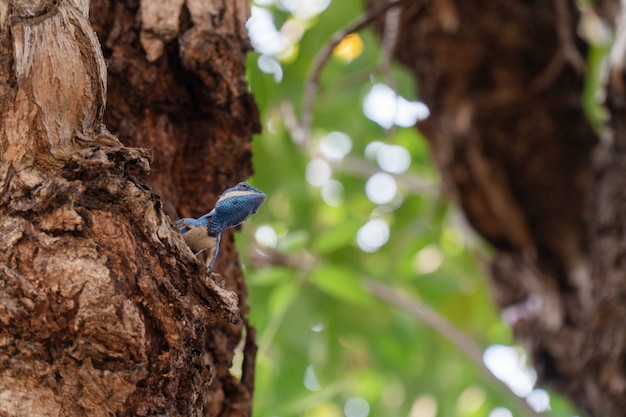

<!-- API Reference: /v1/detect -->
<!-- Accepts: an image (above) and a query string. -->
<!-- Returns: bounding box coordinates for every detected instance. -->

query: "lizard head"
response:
[210,182,267,232]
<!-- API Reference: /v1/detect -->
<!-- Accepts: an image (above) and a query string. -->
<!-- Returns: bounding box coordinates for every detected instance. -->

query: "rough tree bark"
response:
[0,0,259,415]
[366,0,626,415]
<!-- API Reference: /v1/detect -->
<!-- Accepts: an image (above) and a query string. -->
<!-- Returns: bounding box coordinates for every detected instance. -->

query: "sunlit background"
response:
[234,0,596,416]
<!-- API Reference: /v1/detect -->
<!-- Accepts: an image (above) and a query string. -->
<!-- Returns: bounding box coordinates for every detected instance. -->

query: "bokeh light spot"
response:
[303,364,321,391]
[306,159,332,187]
[526,389,550,412]
[363,84,396,129]
[377,144,411,174]
[488,407,513,417]
[413,245,444,274]
[483,345,536,397]
[257,55,283,83]
[321,180,344,207]
[381,380,405,409]
[280,18,305,44]
[356,219,390,252]
[306,403,343,417]
[395,95,430,127]
[456,386,486,415]
[255,225,278,248]
[279,0,331,20]
[311,322,324,332]
[344,396,369,417]
[365,172,397,204]
[247,7,289,56]
[364,141,384,161]
[363,83,430,129]
[409,395,438,417]
[320,131,352,161]
[333,33,364,62]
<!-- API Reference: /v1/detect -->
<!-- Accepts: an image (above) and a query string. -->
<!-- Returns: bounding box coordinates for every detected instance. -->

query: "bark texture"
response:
[0,0,259,415]
[366,0,626,415]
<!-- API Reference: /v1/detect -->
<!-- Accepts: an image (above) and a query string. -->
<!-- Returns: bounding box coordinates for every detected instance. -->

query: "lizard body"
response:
[175,182,266,269]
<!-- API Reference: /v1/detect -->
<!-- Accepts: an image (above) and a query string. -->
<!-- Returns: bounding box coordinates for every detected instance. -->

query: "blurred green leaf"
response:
[268,280,300,316]
[248,266,293,286]
[312,220,361,254]
[310,265,372,305]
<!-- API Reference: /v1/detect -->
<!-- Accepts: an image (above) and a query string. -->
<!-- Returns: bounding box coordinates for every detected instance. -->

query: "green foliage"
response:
[239,1,592,416]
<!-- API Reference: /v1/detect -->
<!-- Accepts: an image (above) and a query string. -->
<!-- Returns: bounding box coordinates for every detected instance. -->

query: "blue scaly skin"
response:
[174,182,267,270]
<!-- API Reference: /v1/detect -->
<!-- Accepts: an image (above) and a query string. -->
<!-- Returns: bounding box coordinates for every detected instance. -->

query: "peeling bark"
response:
[1,0,259,415]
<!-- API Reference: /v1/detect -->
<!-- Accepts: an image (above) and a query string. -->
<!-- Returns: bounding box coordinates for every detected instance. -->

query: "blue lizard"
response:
[174,182,266,270]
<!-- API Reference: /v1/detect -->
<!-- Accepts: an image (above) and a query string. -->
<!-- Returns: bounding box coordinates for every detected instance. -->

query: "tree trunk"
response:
[0,0,258,415]
[365,0,626,415]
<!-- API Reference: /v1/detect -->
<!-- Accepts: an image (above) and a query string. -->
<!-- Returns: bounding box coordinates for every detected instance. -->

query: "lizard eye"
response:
[239,183,249,190]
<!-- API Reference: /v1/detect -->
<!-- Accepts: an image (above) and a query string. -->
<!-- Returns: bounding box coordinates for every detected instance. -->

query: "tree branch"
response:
[364,279,544,417]
[297,0,410,145]
[280,100,439,195]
